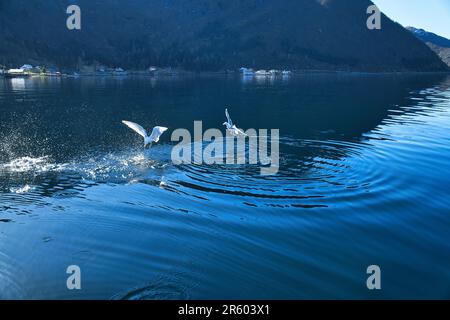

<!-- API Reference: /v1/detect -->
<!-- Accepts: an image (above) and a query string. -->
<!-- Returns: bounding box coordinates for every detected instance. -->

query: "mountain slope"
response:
[407,27,450,67]
[0,0,447,72]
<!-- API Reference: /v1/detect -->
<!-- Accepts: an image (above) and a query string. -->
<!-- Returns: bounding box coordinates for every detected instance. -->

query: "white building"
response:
[255,70,270,76]
[8,68,25,74]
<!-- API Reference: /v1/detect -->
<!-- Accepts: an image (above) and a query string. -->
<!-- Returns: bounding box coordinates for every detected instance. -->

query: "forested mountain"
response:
[407,27,450,67]
[0,0,447,72]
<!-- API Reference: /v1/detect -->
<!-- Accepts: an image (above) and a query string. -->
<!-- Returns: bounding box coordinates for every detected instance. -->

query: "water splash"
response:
[0,156,64,173]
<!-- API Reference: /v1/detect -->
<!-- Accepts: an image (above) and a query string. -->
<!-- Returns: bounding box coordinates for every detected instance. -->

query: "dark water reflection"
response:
[0,74,449,299]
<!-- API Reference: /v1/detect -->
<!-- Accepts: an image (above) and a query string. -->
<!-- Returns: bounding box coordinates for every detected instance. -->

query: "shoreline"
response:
[1,69,449,80]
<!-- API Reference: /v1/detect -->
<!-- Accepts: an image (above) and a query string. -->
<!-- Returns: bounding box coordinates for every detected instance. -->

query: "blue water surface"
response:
[0,73,449,299]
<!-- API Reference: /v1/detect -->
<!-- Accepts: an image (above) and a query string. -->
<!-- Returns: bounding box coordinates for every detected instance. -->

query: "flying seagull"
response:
[223,108,247,136]
[122,120,168,148]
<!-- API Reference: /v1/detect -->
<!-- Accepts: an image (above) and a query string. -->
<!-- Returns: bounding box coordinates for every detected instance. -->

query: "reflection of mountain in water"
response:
[1,74,448,158]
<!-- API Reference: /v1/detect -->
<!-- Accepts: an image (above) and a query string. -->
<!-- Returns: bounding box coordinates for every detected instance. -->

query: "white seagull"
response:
[223,108,247,136]
[122,120,168,148]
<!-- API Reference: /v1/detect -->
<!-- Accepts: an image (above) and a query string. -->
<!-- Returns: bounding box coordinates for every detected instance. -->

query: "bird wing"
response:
[229,125,247,136]
[122,120,148,138]
[149,126,168,143]
[236,128,247,136]
[225,108,233,126]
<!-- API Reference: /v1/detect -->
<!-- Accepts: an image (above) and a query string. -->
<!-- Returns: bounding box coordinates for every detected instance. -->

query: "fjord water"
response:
[0,74,449,299]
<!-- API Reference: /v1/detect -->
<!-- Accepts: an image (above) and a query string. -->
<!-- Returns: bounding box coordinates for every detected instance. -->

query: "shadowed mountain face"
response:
[0,0,447,71]
[1,74,450,299]
[407,27,450,68]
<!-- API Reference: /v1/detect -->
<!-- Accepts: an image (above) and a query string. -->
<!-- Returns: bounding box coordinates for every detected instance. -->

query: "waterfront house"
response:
[255,70,270,76]
[5,68,30,78]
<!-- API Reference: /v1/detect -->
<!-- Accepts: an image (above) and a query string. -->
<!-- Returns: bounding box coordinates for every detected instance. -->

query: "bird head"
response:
[222,122,228,127]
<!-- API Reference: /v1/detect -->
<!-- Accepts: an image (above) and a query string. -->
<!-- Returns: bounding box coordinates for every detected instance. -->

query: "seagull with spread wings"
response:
[223,108,247,136]
[122,120,168,148]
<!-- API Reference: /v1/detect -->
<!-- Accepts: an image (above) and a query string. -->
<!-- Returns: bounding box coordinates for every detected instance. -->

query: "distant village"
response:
[239,67,292,78]
[0,64,63,78]
[0,64,131,78]
[0,64,292,79]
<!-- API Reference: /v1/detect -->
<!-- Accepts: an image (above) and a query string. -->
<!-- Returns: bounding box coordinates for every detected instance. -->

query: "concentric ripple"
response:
[161,137,401,210]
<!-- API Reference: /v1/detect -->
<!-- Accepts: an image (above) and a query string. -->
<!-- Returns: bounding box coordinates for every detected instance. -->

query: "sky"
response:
[372,0,450,39]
